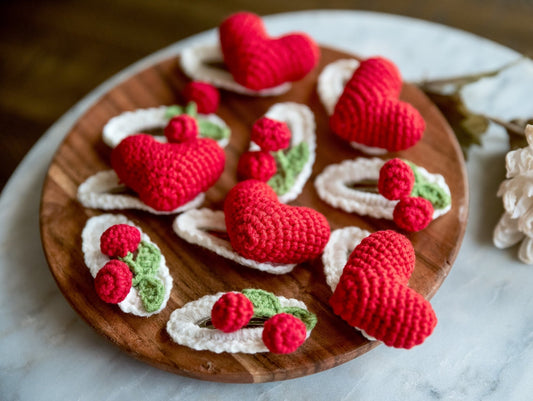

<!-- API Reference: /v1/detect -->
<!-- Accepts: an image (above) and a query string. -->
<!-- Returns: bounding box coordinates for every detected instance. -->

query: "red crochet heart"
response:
[329,230,437,349]
[111,134,225,211]
[224,180,330,264]
[329,57,425,152]
[219,12,319,91]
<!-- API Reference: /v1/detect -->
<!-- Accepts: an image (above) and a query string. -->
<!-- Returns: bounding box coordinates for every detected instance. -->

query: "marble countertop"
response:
[2,10,533,401]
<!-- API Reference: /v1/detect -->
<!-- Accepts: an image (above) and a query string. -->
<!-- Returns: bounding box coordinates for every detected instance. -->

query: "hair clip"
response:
[180,12,319,96]
[318,57,425,154]
[315,158,451,231]
[166,289,316,354]
[82,214,172,316]
[323,229,437,349]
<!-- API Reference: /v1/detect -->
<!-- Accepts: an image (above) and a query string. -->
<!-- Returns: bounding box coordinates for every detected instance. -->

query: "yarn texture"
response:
[251,117,291,152]
[393,197,434,232]
[329,230,437,349]
[378,158,415,201]
[224,180,330,264]
[100,224,141,258]
[183,81,220,114]
[94,260,132,304]
[219,12,319,90]
[329,57,425,152]
[237,150,277,182]
[164,114,199,143]
[211,292,254,333]
[262,313,307,354]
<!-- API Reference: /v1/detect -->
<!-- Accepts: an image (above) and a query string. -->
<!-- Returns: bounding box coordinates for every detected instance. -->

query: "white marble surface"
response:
[1,10,533,400]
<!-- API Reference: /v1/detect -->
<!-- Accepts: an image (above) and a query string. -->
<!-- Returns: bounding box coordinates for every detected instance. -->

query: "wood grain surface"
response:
[39,47,468,383]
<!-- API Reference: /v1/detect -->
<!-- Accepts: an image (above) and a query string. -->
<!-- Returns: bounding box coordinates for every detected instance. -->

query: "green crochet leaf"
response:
[406,161,451,210]
[268,142,310,196]
[136,276,165,313]
[165,102,228,141]
[120,241,160,280]
[165,102,198,119]
[241,289,281,318]
[280,306,317,330]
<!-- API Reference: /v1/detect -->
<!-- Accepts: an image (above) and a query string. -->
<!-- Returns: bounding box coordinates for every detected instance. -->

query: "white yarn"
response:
[259,102,316,203]
[494,125,533,263]
[166,292,311,353]
[77,170,205,215]
[180,43,291,96]
[81,214,172,317]
[172,208,296,274]
[314,158,451,220]
[102,105,230,149]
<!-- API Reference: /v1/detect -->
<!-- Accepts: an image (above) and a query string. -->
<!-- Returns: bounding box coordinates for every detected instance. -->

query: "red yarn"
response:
[224,180,330,264]
[100,224,141,258]
[378,158,415,201]
[329,230,437,349]
[251,117,291,152]
[237,150,277,182]
[111,134,225,211]
[211,292,254,333]
[393,197,434,232]
[183,81,220,114]
[219,12,319,90]
[94,260,133,304]
[164,114,199,143]
[329,57,425,152]
[262,313,307,354]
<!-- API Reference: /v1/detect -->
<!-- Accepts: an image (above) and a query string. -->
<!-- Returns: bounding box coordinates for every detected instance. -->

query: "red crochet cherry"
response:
[100,224,141,258]
[262,313,307,354]
[164,114,199,143]
[378,158,415,201]
[219,12,319,90]
[251,117,291,152]
[329,57,425,152]
[393,197,434,232]
[111,134,225,211]
[224,180,330,264]
[211,292,254,333]
[94,260,132,304]
[329,230,437,349]
[183,81,220,114]
[237,150,277,182]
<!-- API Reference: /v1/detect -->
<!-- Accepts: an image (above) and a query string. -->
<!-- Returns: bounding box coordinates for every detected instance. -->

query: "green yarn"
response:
[268,142,310,196]
[241,288,281,318]
[135,276,165,313]
[406,161,451,210]
[165,102,229,141]
[241,289,317,330]
[119,241,164,313]
[280,306,317,330]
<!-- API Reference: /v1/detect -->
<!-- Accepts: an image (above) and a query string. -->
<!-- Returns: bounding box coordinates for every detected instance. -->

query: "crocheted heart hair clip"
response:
[82,214,173,317]
[323,228,437,349]
[318,57,425,154]
[173,180,331,274]
[315,157,451,232]
[237,102,316,203]
[78,101,226,214]
[180,12,319,96]
[166,289,316,354]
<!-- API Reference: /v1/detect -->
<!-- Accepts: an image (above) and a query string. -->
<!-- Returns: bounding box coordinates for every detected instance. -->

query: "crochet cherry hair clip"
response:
[324,228,437,349]
[318,57,425,153]
[166,289,316,354]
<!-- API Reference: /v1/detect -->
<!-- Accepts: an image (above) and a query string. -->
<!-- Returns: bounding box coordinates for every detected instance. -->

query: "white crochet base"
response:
[102,105,230,149]
[166,292,311,353]
[82,214,173,317]
[493,124,533,264]
[255,102,316,203]
[173,208,296,274]
[180,43,291,97]
[322,226,371,292]
[317,58,388,155]
[314,158,451,220]
[77,170,205,215]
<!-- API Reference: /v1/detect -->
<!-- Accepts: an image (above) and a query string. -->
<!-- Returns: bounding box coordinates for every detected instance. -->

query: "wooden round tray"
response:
[40,47,468,383]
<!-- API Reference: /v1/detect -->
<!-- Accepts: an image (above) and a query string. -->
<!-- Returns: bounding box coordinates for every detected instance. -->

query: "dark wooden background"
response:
[1,0,532,192]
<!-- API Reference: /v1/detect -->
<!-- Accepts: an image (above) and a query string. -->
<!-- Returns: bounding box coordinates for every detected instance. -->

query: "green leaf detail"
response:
[197,119,230,140]
[164,105,184,119]
[268,142,310,196]
[406,161,451,210]
[280,306,317,330]
[135,276,165,313]
[241,289,281,318]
